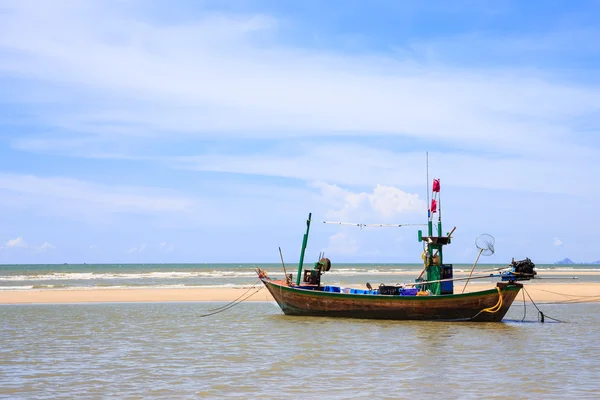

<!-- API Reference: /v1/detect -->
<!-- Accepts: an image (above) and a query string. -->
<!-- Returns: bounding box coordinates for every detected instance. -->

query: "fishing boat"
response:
[257,176,537,322]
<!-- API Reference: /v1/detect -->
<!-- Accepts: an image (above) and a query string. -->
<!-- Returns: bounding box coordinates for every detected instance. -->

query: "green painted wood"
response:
[295,213,312,285]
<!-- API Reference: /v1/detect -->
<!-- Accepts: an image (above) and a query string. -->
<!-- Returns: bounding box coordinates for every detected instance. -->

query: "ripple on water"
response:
[1,302,600,398]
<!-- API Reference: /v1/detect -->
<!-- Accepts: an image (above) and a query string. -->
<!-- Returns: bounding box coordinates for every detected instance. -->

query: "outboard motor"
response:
[501,257,537,281]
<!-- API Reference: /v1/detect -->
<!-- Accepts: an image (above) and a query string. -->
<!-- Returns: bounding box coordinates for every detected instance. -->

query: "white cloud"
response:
[315,182,425,223]
[0,1,598,161]
[174,145,600,196]
[159,242,175,253]
[5,236,28,248]
[0,173,196,224]
[2,237,55,253]
[128,244,147,253]
[0,2,598,263]
[553,238,563,247]
[0,173,192,213]
[369,185,425,218]
[36,241,56,253]
[0,2,597,214]
[325,233,359,256]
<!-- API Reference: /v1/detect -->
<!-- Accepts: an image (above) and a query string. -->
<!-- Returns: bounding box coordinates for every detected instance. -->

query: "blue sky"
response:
[0,0,599,264]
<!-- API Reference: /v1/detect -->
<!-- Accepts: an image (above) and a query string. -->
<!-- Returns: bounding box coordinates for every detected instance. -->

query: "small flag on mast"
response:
[431,199,438,213]
[432,179,440,193]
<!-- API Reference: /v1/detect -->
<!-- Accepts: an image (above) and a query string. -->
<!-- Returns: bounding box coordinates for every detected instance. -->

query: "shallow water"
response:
[1,301,599,399]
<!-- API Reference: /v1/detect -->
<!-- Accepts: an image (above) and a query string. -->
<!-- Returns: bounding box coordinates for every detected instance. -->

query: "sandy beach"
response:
[1,282,598,305]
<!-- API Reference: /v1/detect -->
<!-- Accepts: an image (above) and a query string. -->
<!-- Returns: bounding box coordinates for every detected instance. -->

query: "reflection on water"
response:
[1,302,599,398]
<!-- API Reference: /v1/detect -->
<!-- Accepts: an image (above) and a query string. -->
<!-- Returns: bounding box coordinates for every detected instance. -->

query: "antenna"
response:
[426,152,430,222]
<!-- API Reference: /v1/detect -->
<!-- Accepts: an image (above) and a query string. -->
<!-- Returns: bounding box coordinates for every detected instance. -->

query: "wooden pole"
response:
[279,247,290,285]
[406,271,497,287]
[446,226,457,239]
[462,248,484,293]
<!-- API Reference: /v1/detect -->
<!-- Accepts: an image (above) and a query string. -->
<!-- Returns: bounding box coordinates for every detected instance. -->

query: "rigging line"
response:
[404,272,497,287]
[206,280,262,312]
[479,267,511,273]
[521,288,527,322]
[541,296,600,305]
[528,288,600,298]
[363,223,427,227]
[322,222,427,227]
[523,286,567,323]
[198,287,264,318]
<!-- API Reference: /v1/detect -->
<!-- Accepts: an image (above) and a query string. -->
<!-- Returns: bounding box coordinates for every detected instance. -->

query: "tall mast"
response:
[427,152,433,237]
[296,213,312,285]
[437,179,443,264]
[437,179,442,238]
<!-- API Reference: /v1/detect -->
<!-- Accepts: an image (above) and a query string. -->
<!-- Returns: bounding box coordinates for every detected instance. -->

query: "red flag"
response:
[432,179,440,193]
[431,199,437,213]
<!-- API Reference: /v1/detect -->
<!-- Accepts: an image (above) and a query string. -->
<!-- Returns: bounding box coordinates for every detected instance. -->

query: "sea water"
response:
[1,263,599,398]
[1,301,599,398]
[1,263,599,290]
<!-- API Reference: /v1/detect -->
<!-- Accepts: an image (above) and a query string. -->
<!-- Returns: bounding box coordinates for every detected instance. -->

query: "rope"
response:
[481,287,503,313]
[206,281,262,312]
[528,288,600,299]
[199,287,263,318]
[523,288,600,305]
[199,283,264,318]
[521,287,527,322]
[322,221,426,228]
[470,287,503,320]
[542,296,600,305]
[522,286,567,323]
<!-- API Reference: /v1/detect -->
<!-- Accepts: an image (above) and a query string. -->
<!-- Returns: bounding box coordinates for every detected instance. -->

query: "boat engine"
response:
[316,257,331,273]
[501,257,537,281]
[303,257,331,286]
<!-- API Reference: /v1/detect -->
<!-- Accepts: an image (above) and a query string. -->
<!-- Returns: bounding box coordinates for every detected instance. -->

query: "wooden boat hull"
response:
[261,278,522,322]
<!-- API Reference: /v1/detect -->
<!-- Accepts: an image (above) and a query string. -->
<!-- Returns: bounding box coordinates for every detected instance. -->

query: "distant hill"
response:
[554,258,574,264]
[554,258,600,265]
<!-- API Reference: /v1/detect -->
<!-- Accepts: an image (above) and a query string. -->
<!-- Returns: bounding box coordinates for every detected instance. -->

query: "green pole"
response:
[296,213,312,285]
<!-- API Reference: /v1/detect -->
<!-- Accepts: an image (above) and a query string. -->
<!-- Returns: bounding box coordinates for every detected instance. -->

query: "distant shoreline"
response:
[2,262,600,267]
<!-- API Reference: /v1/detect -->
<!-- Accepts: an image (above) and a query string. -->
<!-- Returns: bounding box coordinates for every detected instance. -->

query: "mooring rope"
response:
[470,287,503,320]
[199,281,264,318]
[542,296,600,305]
[206,280,262,312]
[482,287,503,313]
[522,286,567,323]
[525,288,600,304]
[521,288,527,322]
